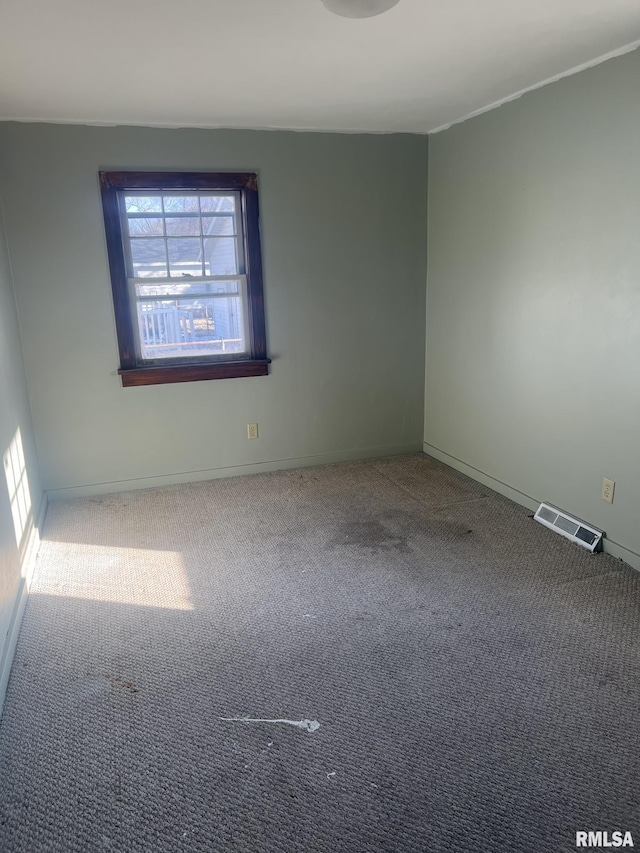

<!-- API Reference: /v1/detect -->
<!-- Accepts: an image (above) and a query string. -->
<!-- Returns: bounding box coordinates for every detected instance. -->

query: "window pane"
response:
[137,297,246,359]
[200,195,235,212]
[163,195,199,213]
[125,196,162,213]
[128,217,164,237]
[135,280,240,298]
[130,239,167,277]
[203,237,238,275]
[166,217,200,236]
[202,215,235,236]
[167,238,203,277]
[208,280,240,294]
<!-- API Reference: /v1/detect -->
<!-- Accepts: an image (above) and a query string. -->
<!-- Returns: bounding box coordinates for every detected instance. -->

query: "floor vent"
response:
[534,503,604,552]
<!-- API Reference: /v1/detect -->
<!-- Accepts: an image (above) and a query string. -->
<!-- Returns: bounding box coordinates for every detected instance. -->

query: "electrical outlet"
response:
[247,423,258,440]
[601,477,615,504]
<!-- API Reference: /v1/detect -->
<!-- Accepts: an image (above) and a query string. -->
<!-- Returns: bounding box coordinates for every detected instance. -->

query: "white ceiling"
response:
[0,0,639,134]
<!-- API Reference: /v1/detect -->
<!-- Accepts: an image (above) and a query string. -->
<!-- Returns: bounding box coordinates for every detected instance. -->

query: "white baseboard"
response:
[0,494,48,719]
[423,441,640,573]
[47,443,424,501]
[598,538,640,572]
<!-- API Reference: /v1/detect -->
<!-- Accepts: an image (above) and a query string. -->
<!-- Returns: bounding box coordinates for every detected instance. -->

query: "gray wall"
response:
[0,124,428,497]
[0,198,43,709]
[425,49,640,567]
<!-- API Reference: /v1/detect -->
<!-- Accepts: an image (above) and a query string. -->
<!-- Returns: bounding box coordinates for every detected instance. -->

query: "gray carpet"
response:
[1,453,639,852]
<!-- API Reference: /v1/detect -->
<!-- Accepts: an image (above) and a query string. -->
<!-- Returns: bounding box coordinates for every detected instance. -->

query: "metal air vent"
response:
[534,503,603,552]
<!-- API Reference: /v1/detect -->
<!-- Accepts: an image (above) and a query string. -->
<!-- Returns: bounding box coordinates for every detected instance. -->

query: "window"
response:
[99,171,269,386]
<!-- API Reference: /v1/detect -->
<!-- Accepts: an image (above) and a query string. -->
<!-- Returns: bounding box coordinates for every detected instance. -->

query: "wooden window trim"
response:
[99,170,270,387]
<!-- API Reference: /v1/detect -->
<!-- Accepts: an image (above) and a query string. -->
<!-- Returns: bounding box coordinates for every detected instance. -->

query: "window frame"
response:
[99,171,269,387]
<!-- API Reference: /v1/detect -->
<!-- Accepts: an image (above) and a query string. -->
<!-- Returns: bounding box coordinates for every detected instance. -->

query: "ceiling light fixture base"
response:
[320,0,400,19]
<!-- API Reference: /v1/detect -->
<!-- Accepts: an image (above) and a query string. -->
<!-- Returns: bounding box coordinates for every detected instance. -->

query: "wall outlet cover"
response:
[601,478,615,504]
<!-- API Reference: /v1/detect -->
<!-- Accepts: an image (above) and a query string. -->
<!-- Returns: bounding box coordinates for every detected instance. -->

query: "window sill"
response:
[118,359,270,387]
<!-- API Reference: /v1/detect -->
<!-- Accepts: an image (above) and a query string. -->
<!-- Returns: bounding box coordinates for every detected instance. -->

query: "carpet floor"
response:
[0,453,639,852]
